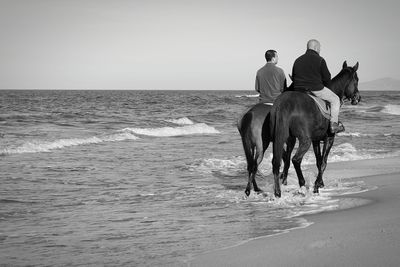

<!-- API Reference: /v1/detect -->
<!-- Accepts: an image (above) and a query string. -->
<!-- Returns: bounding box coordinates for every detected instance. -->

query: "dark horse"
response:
[237,102,291,197]
[237,103,271,196]
[270,61,360,197]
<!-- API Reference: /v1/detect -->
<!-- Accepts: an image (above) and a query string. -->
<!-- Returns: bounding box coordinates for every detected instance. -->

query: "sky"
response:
[1,0,399,90]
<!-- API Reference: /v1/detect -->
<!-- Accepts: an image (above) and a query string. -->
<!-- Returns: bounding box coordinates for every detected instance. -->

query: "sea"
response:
[1,89,399,266]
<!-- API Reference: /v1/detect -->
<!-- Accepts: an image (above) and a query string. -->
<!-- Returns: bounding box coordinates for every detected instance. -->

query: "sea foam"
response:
[1,132,138,155]
[122,123,220,137]
[165,117,195,125]
[353,104,400,116]
[338,132,373,137]
[189,143,391,178]
[189,157,247,175]
[235,94,259,98]
[382,104,400,115]
[338,132,396,137]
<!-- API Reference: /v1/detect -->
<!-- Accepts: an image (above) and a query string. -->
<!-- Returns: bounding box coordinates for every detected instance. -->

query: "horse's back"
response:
[238,103,272,143]
[274,91,314,108]
[272,91,328,138]
[251,103,272,119]
[238,103,271,129]
[274,91,322,118]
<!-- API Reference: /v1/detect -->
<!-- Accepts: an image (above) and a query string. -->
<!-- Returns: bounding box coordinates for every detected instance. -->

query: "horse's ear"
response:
[343,61,348,69]
[353,62,359,72]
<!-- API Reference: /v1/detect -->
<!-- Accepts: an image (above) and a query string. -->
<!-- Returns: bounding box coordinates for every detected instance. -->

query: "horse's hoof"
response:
[314,180,324,189]
[245,189,250,196]
[298,186,307,196]
[254,189,264,195]
[313,187,319,194]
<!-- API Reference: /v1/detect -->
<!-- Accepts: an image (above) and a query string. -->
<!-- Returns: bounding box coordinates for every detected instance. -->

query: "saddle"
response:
[307,93,331,120]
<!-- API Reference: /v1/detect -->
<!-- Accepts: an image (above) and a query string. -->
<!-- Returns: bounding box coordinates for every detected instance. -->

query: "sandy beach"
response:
[190,156,400,267]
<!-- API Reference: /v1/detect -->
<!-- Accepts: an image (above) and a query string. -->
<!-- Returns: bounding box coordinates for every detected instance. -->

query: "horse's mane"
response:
[330,67,354,97]
[331,67,353,83]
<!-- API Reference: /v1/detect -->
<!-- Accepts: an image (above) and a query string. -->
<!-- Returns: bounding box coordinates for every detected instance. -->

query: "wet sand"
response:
[190,157,400,267]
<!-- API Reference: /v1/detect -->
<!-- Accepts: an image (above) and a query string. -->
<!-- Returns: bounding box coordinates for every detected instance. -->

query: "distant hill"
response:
[360,77,400,91]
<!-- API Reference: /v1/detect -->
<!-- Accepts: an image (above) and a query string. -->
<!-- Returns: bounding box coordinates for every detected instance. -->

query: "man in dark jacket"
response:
[292,39,344,133]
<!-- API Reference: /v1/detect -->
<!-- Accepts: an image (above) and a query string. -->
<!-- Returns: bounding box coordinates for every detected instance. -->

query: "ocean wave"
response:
[212,169,371,217]
[189,143,395,178]
[349,104,400,116]
[327,143,375,162]
[235,94,259,98]
[337,132,395,137]
[337,132,372,137]
[1,132,138,155]
[382,104,400,115]
[303,143,399,164]
[188,157,247,175]
[165,117,195,125]
[122,123,220,137]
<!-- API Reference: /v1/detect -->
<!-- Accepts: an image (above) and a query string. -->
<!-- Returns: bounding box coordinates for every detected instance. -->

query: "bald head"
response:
[307,39,321,54]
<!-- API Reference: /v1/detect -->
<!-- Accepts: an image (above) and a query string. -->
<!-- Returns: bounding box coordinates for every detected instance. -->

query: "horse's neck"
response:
[330,73,348,100]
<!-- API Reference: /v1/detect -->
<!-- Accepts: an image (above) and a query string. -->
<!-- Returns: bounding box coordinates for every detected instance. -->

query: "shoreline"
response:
[190,156,400,267]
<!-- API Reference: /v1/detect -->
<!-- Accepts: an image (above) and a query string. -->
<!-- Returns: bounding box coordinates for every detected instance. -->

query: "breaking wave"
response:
[1,132,138,155]
[165,117,195,125]
[337,132,395,137]
[382,104,400,115]
[122,123,220,137]
[235,94,259,98]
[353,104,400,116]
[188,143,395,177]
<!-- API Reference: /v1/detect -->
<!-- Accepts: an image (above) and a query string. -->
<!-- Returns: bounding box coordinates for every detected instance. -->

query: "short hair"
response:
[307,39,320,52]
[265,50,277,62]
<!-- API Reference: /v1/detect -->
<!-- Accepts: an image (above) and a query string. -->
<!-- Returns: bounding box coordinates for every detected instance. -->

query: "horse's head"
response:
[342,61,361,105]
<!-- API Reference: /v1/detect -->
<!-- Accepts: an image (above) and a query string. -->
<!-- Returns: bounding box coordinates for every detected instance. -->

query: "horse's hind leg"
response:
[246,142,265,195]
[245,171,257,196]
[292,137,312,188]
[245,150,264,196]
[272,142,285,198]
[280,136,296,185]
[312,140,323,193]
[313,136,335,193]
[252,139,269,193]
[245,147,256,196]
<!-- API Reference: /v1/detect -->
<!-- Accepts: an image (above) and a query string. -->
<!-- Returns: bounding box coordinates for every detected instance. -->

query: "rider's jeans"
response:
[312,87,340,123]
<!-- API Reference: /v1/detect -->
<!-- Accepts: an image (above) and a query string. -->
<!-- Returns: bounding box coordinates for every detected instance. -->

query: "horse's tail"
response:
[238,111,256,173]
[271,104,289,176]
[270,106,276,142]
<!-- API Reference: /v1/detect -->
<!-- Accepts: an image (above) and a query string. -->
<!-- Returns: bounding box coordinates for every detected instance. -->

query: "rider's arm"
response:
[255,76,260,93]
